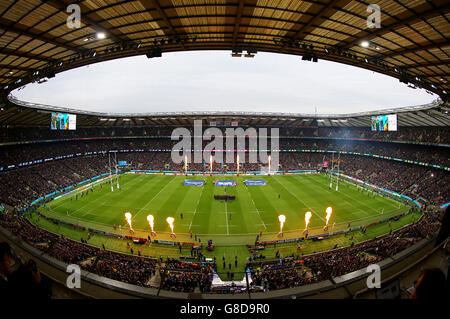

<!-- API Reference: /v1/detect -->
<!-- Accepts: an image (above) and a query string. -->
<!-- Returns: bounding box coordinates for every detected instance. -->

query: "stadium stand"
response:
[0,0,448,300]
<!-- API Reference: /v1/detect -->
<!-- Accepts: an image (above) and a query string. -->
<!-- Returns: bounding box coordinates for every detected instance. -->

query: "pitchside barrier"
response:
[24,172,119,213]
[30,205,419,249]
[128,169,317,176]
[31,210,206,248]
[0,218,439,299]
[2,147,449,173]
[327,171,421,208]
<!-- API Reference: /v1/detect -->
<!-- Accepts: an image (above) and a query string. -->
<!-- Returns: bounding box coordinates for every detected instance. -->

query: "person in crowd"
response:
[0,242,13,295]
[410,268,448,299]
[0,242,51,299]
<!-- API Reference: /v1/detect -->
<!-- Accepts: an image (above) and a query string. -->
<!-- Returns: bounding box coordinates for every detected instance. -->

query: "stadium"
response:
[0,0,449,302]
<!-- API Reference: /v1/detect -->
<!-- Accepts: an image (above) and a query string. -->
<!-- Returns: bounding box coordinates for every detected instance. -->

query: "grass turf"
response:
[29,173,414,278]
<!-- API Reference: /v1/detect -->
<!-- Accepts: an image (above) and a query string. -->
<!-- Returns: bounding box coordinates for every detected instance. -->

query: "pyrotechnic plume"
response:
[124,212,133,231]
[166,217,175,233]
[305,211,312,229]
[278,214,286,233]
[325,207,332,225]
[268,155,271,173]
[147,215,154,232]
[210,154,213,173]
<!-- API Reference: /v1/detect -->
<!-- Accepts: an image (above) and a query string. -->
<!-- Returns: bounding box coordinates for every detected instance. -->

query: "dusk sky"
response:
[13,51,436,115]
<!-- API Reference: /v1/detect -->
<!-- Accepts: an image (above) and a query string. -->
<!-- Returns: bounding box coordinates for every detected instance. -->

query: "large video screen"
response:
[51,113,76,130]
[371,114,397,131]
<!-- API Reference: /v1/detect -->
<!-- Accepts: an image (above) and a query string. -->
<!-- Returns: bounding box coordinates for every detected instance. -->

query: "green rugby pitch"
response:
[38,173,408,243]
[29,173,417,276]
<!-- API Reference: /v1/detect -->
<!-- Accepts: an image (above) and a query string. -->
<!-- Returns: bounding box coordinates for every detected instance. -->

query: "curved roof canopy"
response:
[2,94,448,128]
[0,0,448,100]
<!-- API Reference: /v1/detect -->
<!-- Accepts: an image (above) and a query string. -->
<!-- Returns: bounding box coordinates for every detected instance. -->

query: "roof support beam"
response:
[0,17,83,53]
[422,74,448,78]
[377,40,449,59]
[405,59,450,69]
[45,0,129,43]
[0,64,36,72]
[232,1,245,48]
[340,3,450,49]
[138,0,186,50]
[416,111,448,126]
[288,0,349,42]
[0,47,55,63]
[0,75,19,80]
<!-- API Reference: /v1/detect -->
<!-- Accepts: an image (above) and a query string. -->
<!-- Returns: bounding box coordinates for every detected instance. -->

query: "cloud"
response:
[13,51,435,114]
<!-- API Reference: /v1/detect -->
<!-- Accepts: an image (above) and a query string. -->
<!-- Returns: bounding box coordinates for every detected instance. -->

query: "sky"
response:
[13,51,436,115]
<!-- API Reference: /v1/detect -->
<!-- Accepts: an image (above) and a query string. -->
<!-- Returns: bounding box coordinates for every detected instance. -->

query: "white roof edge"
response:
[7,94,444,120]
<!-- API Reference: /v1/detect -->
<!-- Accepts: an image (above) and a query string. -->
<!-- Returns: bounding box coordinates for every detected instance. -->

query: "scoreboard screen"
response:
[51,112,76,130]
[371,114,397,131]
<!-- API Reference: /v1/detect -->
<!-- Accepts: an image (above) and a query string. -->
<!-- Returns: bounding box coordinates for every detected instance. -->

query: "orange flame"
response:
[166,217,175,233]
[305,211,312,229]
[278,214,286,233]
[147,215,154,232]
[325,207,332,225]
[124,212,133,231]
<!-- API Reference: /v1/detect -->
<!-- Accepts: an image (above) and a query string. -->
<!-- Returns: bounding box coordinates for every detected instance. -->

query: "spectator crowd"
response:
[0,207,443,293]
[248,210,443,291]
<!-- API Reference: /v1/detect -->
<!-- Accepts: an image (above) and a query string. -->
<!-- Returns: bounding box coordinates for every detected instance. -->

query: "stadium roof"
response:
[0,0,448,100]
[1,94,448,127]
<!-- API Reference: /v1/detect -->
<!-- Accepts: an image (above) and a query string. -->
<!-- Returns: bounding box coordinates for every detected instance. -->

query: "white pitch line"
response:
[318,176,382,215]
[293,174,356,208]
[80,210,92,217]
[132,176,177,221]
[251,198,266,230]
[225,199,229,235]
[70,174,142,217]
[276,177,326,222]
[51,178,106,210]
[244,184,267,230]
[189,186,204,231]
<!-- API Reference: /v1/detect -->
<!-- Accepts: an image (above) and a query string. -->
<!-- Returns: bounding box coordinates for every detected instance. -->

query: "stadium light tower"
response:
[114,152,120,190]
[335,153,340,192]
[268,154,271,175]
[210,153,213,173]
[108,152,114,192]
[329,152,334,189]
